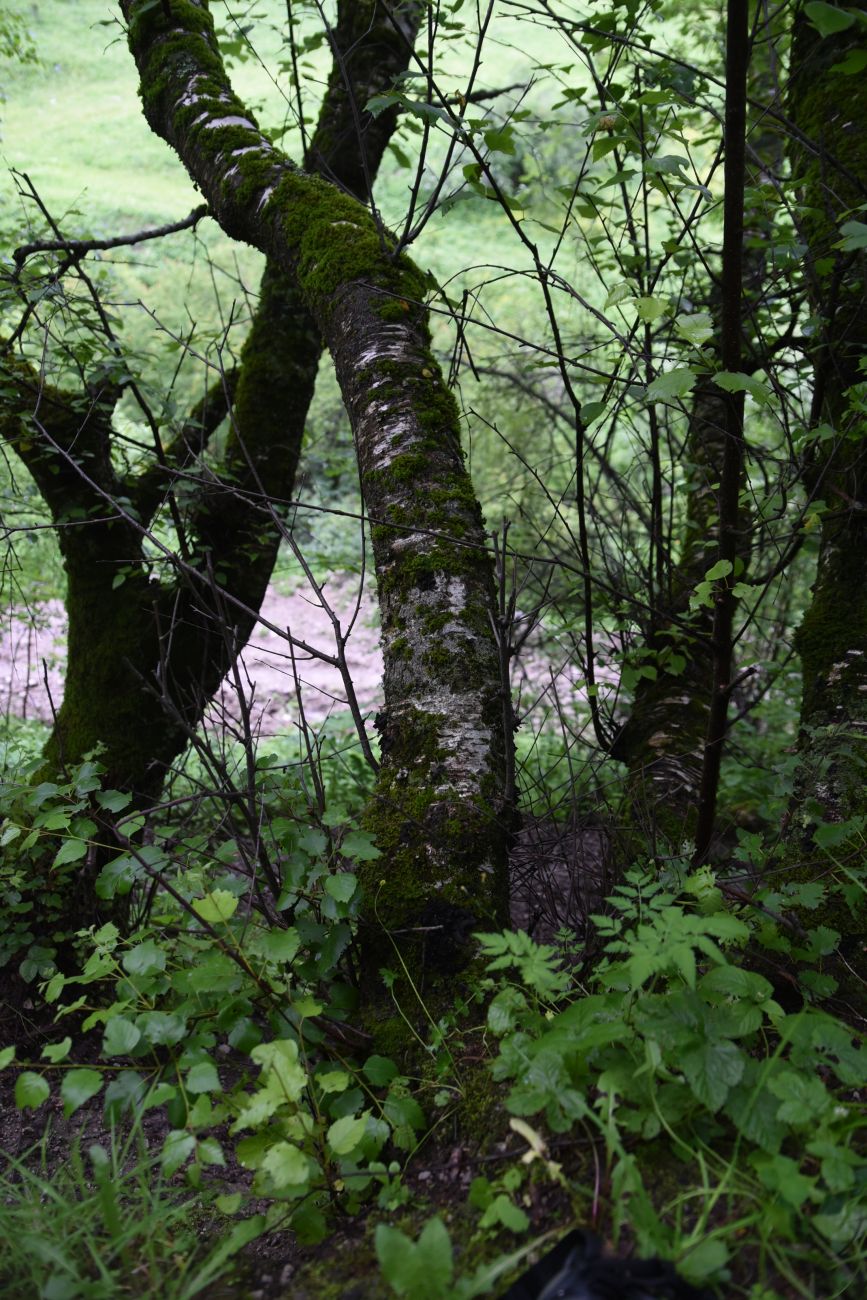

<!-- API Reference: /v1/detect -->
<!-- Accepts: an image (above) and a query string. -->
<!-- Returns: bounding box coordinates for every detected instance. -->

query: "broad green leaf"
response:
[605,282,632,309]
[324,872,357,903]
[252,927,300,964]
[678,1238,729,1286]
[216,1193,242,1215]
[646,367,696,401]
[632,296,670,322]
[193,889,238,924]
[102,1017,141,1056]
[0,1046,16,1069]
[713,370,770,404]
[375,1218,454,1298]
[61,1068,103,1116]
[327,1112,369,1156]
[340,830,380,861]
[95,854,138,900]
[675,311,714,346]
[104,1070,146,1117]
[704,560,733,582]
[831,48,867,75]
[122,939,166,977]
[15,1070,49,1110]
[162,1129,196,1176]
[96,789,132,813]
[137,1010,187,1046]
[767,1069,832,1126]
[644,153,689,177]
[484,125,516,155]
[751,1152,819,1208]
[53,837,88,868]
[363,1054,399,1086]
[681,1039,745,1111]
[261,1140,309,1189]
[317,1069,350,1094]
[41,1038,72,1064]
[480,1193,530,1234]
[834,219,867,252]
[805,2,856,37]
[186,1060,221,1094]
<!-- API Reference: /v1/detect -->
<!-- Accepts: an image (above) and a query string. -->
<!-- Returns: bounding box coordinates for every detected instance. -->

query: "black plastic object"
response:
[500,1230,713,1300]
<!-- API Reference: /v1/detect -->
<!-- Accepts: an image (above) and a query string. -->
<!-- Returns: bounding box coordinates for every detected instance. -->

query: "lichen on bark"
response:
[119,0,512,983]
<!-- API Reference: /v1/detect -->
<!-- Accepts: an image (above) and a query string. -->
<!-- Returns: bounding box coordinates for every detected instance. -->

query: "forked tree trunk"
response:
[120,0,512,984]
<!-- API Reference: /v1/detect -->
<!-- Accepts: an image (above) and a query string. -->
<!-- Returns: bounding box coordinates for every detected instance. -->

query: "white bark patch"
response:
[204,115,258,131]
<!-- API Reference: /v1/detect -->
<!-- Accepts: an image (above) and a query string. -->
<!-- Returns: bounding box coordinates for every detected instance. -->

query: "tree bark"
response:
[783,4,867,981]
[614,2,780,851]
[119,0,511,981]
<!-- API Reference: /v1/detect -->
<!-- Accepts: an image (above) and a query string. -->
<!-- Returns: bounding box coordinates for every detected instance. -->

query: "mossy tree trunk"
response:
[781,5,867,976]
[0,0,423,934]
[119,0,511,983]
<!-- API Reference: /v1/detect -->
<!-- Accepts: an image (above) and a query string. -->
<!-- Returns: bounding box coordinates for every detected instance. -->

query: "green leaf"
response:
[15,1070,49,1110]
[122,939,166,977]
[713,370,770,404]
[678,1238,729,1285]
[95,854,139,899]
[605,282,632,309]
[261,1140,309,1189]
[831,47,867,75]
[681,1039,745,1111]
[324,872,357,903]
[751,1152,819,1208]
[327,1112,369,1156]
[61,1067,103,1117]
[186,1060,221,1094]
[375,1218,454,1298]
[96,789,132,813]
[632,295,670,322]
[0,1046,16,1069]
[137,1010,187,1046]
[645,367,696,401]
[38,1037,71,1065]
[674,311,714,346]
[767,1069,832,1126]
[317,1069,350,1094]
[103,1017,142,1056]
[480,1193,530,1234]
[252,927,301,964]
[834,219,867,251]
[805,2,856,37]
[340,830,381,861]
[363,1054,399,1086]
[484,125,516,155]
[704,559,733,582]
[162,1129,196,1176]
[53,837,88,868]
[193,889,239,924]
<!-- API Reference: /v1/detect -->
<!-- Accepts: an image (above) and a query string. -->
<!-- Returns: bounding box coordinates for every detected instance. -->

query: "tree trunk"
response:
[782,4,867,981]
[613,3,782,851]
[119,0,511,983]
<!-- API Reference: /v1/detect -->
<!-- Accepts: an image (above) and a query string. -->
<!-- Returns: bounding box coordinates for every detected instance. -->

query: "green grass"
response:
[0,1125,260,1299]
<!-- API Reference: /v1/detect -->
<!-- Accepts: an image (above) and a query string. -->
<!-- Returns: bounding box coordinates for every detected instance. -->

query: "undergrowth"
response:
[0,737,865,1299]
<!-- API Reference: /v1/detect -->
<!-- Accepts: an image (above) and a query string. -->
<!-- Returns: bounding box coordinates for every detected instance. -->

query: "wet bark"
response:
[782,5,867,980]
[119,0,511,979]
